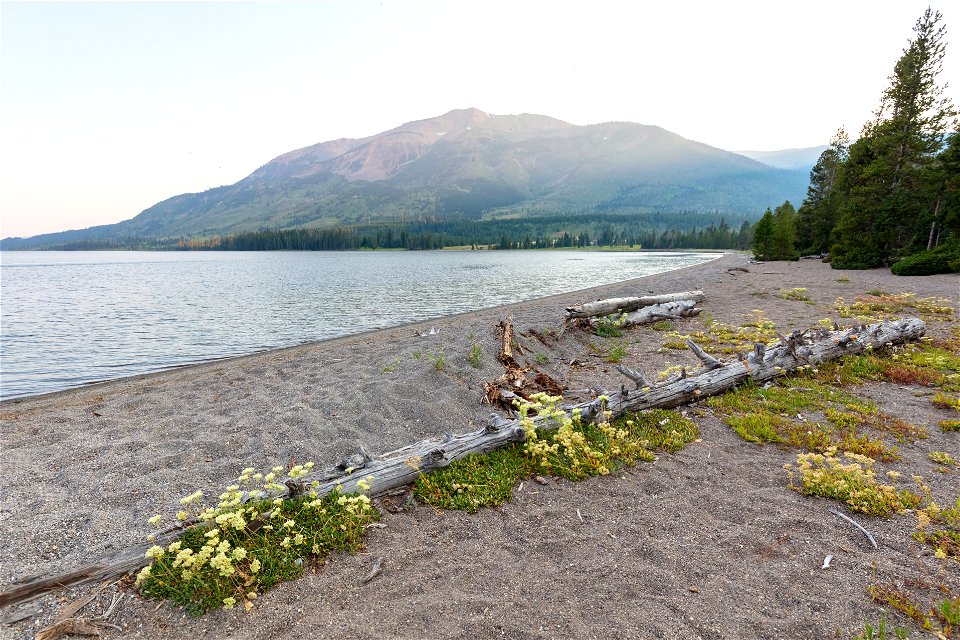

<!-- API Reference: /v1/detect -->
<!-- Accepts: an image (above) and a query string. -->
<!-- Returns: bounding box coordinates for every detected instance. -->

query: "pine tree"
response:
[753,202,798,260]
[796,129,848,254]
[832,8,958,268]
[752,209,775,260]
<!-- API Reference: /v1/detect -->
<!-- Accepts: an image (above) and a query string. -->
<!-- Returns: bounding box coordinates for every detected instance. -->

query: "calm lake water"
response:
[0,250,718,400]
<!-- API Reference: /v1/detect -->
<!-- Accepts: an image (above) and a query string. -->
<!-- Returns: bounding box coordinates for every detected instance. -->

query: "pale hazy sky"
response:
[2,1,957,238]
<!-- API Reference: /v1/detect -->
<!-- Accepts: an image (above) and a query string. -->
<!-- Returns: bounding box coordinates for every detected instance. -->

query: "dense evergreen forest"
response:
[754,8,959,274]
[56,213,755,252]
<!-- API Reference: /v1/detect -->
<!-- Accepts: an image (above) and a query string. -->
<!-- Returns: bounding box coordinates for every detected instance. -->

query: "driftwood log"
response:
[590,299,702,327]
[565,291,705,320]
[0,317,926,608]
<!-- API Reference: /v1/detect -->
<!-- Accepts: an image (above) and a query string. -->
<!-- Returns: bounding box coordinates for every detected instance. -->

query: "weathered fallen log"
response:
[565,291,705,319]
[590,300,701,327]
[485,319,564,409]
[0,317,925,608]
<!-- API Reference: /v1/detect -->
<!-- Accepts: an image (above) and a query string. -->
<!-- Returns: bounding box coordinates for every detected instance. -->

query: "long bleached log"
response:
[0,317,926,608]
[566,291,705,319]
[589,300,701,327]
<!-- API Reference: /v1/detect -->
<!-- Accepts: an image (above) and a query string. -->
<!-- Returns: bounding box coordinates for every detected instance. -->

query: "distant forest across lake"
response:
[48,212,755,252]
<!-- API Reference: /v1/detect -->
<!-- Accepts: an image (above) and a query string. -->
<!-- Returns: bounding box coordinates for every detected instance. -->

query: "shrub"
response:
[786,450,921,515]
[891,240,960,276]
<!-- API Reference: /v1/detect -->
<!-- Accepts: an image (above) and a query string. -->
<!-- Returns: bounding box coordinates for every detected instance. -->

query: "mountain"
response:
[2,108,810,249]
[736,146,828,172]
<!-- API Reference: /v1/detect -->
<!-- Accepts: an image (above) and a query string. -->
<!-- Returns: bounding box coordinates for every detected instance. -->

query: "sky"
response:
[1,1,958,238]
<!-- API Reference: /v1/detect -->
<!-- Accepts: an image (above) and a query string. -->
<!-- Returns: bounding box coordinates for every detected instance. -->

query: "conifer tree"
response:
[831,8,958,268]
[796,129,848,254]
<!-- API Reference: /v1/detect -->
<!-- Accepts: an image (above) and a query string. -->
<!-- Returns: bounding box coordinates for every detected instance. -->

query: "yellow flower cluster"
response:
[137,460,380,613]
[515,393,652,480]
[790,449,920,516]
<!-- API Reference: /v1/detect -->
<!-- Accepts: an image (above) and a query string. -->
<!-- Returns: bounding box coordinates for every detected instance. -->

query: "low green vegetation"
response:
[595,313,628,338]
[469,342,483,369]
[786,450,921,516]
[913,496,960,562]
[413,444,529,513]
[813,338,960,394]
[137,465,377,615]
[940,419,960,432]
[834,292,955,322]
[428,348,446,371]
[414,395,698,512]
[777,287,813,303]
[930,451,957,468]
[867,583,960,637]
[932,392,960,411]
[606,343,627,363]
[661,310,779,354]
[706,379,917,461]
[855,618,909,639]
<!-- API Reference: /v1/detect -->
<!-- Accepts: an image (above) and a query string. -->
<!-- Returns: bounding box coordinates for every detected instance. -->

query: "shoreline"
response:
[1,251,728,407]
[2,255,957,640]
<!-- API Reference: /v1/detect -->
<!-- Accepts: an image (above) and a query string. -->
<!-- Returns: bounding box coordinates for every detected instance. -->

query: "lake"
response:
[0,250,718,399]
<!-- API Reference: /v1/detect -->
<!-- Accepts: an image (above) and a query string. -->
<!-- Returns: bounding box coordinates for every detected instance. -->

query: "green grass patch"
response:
[595,313,627,338]
[813,341,960,391]
[835,292,955,322]
[415,396,698,512]
[726,412,791,444]
[606,344,627,363]
[469,343,483,369]
[620,408,700,453]
[708,380,909,460]
[414,444,529,513]
[868,584,960,635]
[932,392,960,411]
[930,451,957,468]
[854,619,909,640]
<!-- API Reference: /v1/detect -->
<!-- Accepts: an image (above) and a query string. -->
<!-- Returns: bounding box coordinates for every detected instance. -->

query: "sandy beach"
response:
[1,253,958,639]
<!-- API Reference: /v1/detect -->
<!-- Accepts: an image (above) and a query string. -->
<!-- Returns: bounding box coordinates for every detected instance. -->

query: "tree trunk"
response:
[615,300,701,326]
[565,291,705,319]
[0,317,925,608]
[927,194,943,251]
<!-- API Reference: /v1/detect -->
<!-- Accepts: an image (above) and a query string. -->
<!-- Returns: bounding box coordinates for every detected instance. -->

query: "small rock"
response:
[534,476,549,486]
[688,586,699,593]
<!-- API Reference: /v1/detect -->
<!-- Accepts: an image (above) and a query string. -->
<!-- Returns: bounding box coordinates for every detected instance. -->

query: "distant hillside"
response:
[2,108,809,249]
[736,146,828,172]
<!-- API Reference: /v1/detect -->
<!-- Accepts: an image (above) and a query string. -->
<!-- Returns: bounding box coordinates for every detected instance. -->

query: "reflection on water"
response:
[0,250,717,399]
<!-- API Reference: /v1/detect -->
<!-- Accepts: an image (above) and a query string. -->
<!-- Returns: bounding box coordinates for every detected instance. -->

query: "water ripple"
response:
[0,250,716,399]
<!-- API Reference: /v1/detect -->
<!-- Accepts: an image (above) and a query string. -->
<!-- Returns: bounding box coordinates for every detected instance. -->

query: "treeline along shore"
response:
[38,212,755,251]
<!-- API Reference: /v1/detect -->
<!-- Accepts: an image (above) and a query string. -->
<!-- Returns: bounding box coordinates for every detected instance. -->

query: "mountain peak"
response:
[1,108,810,248]
[253,108,575,182]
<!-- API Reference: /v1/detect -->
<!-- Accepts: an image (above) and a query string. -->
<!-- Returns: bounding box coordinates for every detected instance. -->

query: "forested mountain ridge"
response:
[3,108,809,249]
